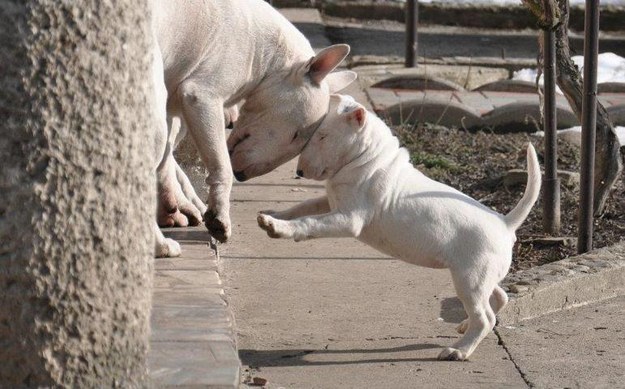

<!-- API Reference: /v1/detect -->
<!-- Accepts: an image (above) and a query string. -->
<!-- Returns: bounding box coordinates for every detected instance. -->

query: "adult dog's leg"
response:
[157,151,204,227]
[257,211,362,241]
[154,220,181,258]
[175,160,208,216]
[169,116,208,220]
[151,42,183,256]
[179,81,232,243]
[260,196,330,220]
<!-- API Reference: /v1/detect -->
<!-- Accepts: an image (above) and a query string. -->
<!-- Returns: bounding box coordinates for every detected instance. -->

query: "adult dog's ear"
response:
[346,107,367,131]
[305,44,351,85]
[326,71,357,93]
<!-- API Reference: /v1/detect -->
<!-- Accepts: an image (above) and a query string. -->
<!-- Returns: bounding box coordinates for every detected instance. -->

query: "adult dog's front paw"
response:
[257,214,291,239]
[155,237,182,258]
[438,347,467,361]
[205,209,231,243]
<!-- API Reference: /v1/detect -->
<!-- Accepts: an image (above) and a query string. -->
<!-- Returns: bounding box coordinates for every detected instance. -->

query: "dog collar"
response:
[299,112,327,147]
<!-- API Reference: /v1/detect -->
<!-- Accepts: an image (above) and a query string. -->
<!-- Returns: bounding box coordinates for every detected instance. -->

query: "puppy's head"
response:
[297,94,367,181]
[227,44,357,182]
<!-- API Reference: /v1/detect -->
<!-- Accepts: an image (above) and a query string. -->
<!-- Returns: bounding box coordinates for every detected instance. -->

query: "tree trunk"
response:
[1,1,155,386]
[524,0,623,215]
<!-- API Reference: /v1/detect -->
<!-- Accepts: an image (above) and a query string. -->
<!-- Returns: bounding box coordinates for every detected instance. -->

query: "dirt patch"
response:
[393,123,625,273]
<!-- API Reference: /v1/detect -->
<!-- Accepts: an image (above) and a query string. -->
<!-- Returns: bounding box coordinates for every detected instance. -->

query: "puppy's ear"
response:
[325,70,357,93]
[305,44,350,85]
[346,107,367,131]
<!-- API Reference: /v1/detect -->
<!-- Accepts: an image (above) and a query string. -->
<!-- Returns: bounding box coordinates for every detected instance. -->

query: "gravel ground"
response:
[393,123,625,272]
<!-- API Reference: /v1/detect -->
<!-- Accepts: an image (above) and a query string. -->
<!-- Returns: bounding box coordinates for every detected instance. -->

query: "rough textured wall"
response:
[0,1,155,386]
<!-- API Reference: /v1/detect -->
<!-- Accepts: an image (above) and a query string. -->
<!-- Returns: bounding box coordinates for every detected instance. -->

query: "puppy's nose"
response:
[296,169,304,178]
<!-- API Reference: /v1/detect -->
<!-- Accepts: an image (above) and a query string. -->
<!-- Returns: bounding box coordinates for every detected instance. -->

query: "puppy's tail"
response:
[504,143,541,232]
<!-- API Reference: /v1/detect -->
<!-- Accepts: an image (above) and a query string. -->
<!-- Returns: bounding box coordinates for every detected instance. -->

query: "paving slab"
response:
[149,228,240,388]
[497,296,625,389]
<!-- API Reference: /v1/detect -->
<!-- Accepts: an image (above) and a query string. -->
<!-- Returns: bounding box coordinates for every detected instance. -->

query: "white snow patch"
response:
[512,52,625,93]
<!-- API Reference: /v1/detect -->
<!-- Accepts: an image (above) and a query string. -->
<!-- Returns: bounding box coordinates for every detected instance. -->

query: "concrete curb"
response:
[498,242,625,325]
[149,229,240,388]
[273,1,625,32]
[361,70,625,131]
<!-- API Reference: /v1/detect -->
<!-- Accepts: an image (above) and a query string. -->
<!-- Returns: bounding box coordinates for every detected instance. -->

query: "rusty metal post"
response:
[405,0,418,68]
[542,27,561,234]
[578,0,600,254]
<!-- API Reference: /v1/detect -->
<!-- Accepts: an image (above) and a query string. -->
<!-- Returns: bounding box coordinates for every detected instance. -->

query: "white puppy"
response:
[257,95,541,361]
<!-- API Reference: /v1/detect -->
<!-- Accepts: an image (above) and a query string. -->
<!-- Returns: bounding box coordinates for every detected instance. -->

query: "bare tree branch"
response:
[523,0,622,214]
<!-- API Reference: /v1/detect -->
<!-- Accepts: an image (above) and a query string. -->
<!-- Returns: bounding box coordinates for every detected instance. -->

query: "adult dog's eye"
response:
[319,135,327,141]
[292,131,299,142]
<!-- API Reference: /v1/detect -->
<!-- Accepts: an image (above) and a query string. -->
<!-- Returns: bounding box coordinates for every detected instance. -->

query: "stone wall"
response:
[0,1,156,386]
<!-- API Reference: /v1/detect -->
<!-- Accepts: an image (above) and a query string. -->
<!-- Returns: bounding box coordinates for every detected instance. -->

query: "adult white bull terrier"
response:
[150,0,356,256]
[257,95,541,361]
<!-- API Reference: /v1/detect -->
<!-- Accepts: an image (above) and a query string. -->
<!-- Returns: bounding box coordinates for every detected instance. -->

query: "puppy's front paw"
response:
[438,347,467,361]
[257,214,291,239]
[258,209,277,216]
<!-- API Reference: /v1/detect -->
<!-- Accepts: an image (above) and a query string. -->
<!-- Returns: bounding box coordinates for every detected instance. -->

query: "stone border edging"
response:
[149,234,240,388]
[497,242,625,325]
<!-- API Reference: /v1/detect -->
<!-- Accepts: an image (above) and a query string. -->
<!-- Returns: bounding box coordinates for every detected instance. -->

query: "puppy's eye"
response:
[292,131,299,142]
[319,134,327,141]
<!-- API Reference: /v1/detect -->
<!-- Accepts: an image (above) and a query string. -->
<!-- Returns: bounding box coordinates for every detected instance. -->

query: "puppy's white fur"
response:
[258,95,541,361]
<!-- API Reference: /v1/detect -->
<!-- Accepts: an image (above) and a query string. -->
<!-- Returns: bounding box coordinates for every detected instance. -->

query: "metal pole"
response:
[405,0,418,68]
[542,27,561,234]
[578,0,600,254]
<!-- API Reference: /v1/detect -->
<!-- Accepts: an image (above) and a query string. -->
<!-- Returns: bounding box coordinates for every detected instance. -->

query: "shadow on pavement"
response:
[439,297,466,324]
[162,228,212,243]
[240,343,443,367]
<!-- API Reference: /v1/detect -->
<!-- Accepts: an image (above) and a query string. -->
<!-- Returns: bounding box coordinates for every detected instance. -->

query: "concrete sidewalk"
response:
[223,174,625,389]
[147,8,625,387]
[221,11,625,388]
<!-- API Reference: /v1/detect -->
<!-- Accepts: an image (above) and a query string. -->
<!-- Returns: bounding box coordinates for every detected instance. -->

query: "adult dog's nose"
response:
[234,171,247,182]
[296,169,304,178]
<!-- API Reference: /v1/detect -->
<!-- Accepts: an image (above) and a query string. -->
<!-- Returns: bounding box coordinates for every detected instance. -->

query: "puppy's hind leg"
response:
[440,266,497,361]
[456,284,508,334]
[490,285,509,315]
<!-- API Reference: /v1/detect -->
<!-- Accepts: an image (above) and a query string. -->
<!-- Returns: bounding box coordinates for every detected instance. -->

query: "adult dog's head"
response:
[227,44,356,181]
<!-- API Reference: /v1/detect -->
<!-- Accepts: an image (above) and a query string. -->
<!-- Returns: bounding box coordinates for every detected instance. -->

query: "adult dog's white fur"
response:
[149,0,356,256]
[257,95,541,361]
